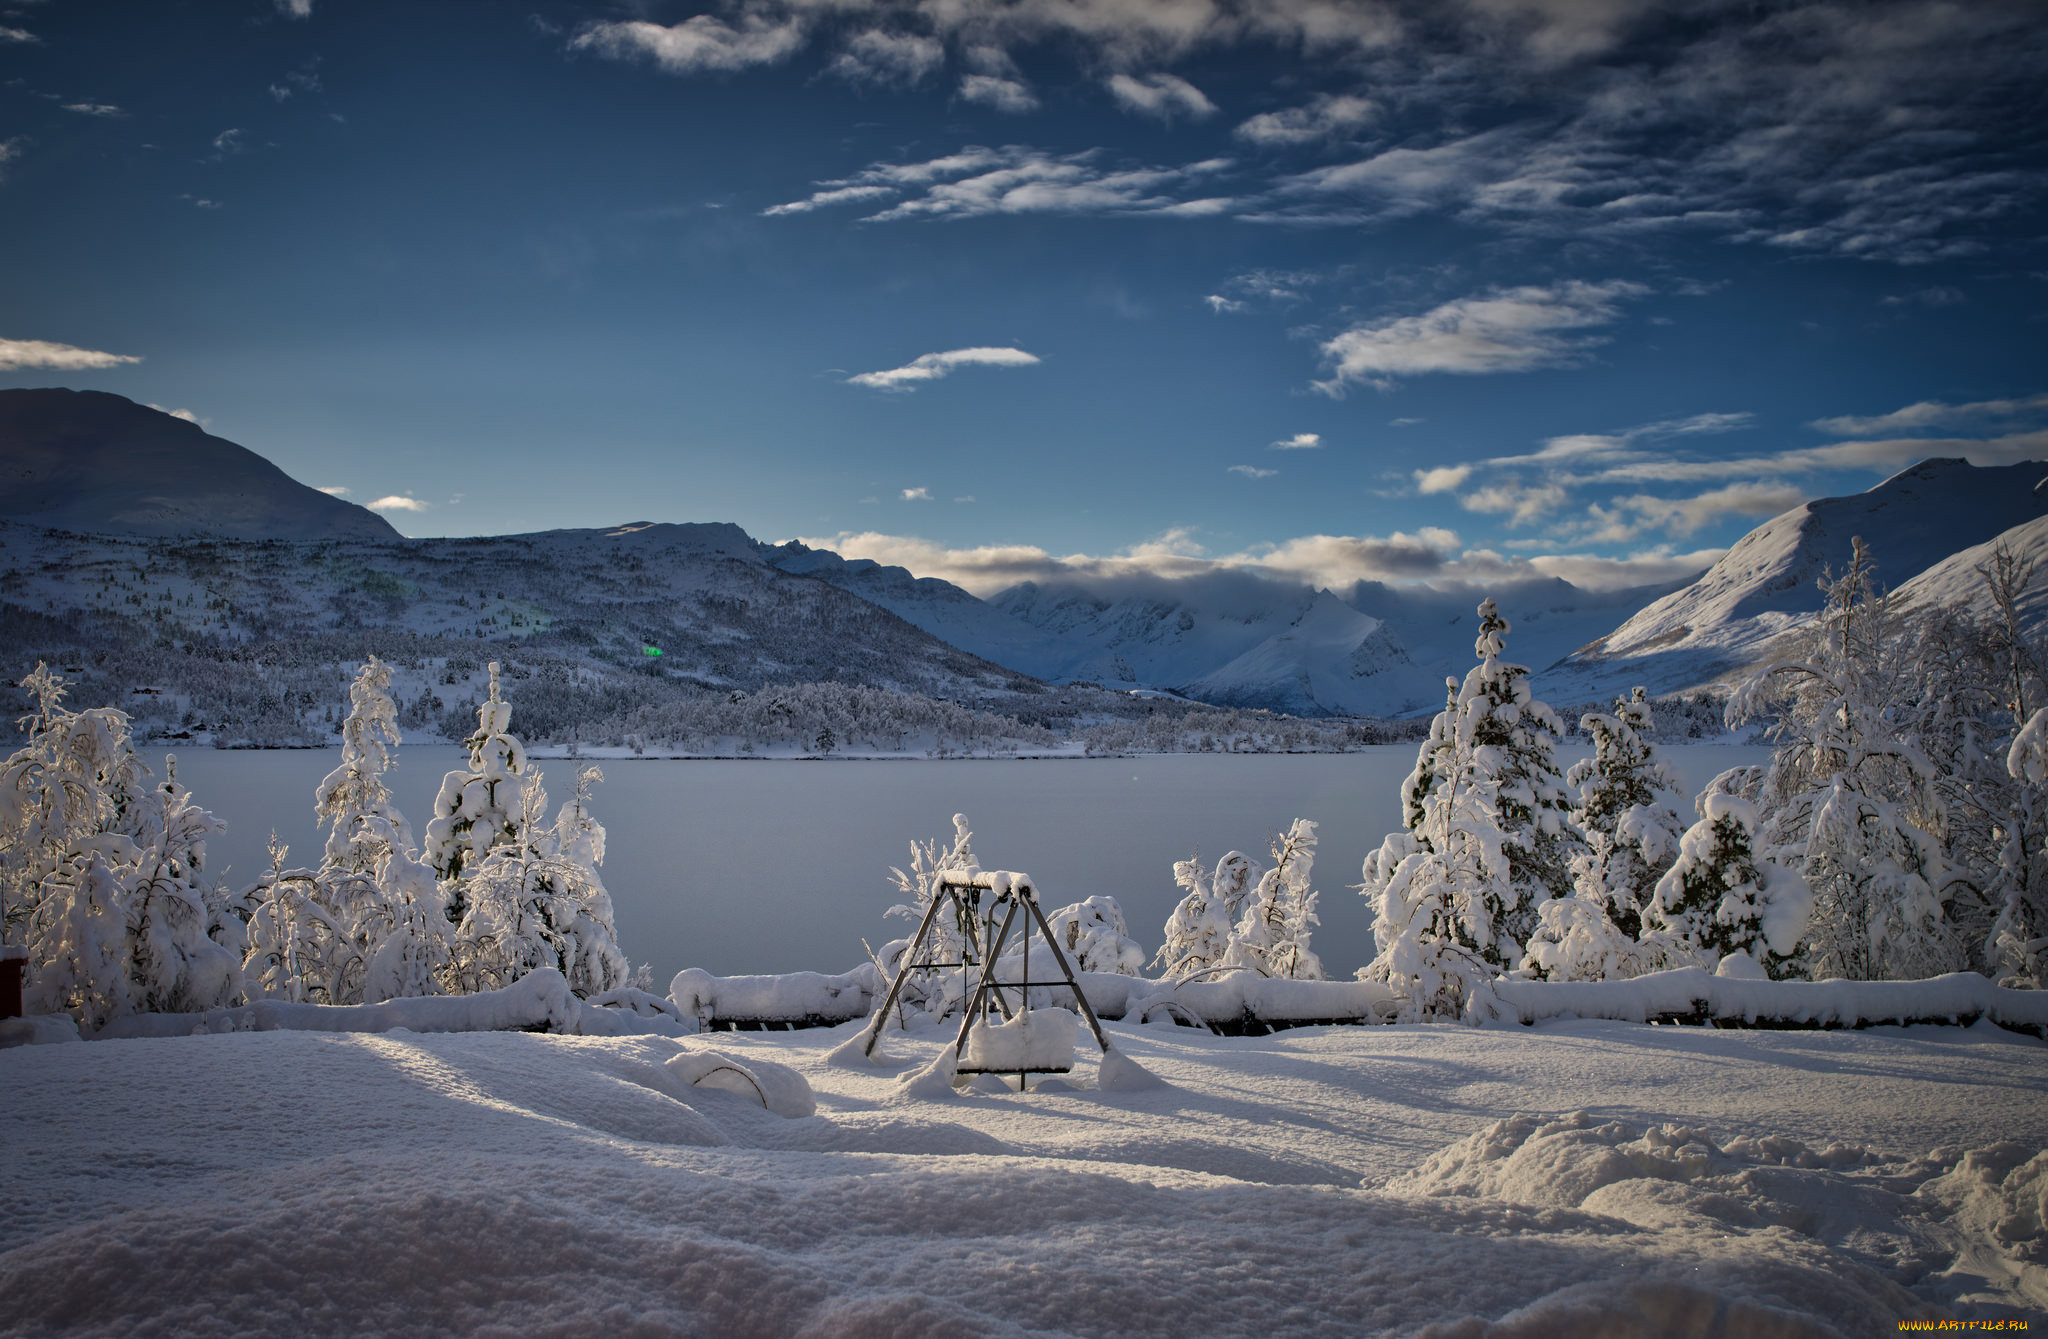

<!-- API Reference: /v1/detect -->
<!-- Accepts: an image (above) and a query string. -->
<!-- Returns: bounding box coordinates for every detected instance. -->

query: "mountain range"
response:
[3,388,2043,728]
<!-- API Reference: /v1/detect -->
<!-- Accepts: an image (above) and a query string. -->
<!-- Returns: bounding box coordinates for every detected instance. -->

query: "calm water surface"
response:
[166,745,1772,980]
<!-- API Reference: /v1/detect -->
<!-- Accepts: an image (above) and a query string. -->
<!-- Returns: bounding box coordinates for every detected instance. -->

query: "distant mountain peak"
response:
[0,387,401,543]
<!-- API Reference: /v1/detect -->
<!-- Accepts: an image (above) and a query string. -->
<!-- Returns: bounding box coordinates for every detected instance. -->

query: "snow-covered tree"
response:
[355,821,450,1003]
[1225,819,1324,980]
[1568,689,1683,940]
[423,661,529,906]
[1155,849,1255,982]
[882,812,978,969]
[537,764,631,997]
[242,836,366,1005]
[1524,689,1683,982]
[3,667,241,1028]
[1036,895,1148,975]
[1641,794,1811,977]
[1361,601,1579,1016]
[444,765,631,997]
[1993,709,2048,986]
[316,656,413,879]
[1730,540,1957,980]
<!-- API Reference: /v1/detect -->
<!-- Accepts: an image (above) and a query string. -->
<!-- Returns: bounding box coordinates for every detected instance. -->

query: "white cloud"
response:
[828,30,943,86]
[1390,417,1422,427]
[1270,433,1321,450]
[0,26,39,43]
[1458,476,1569,525]
[958,75,1038,114]
[1106,72,1217,122]
[847,346,1040,391]
[1525,548,1726,589]
[1234,94,1374,147]
[275,0,312,17]
[1316,280,1648,393]
[1809,394,2048,438]
[571,14,806,75]
[901,487,932,501]
[789,526,1464,595]
[368,495,429,512]
[317,485,350,497]
[212,128,244,154]
[1229,464,1277,478]
[0,337,142,371]
[1204,295,1246,314]
[63,102,122,118]
[146,403,203,425]
[1617,482,1808,537]
[1414,465,1471,493]
[769,146,1238,223]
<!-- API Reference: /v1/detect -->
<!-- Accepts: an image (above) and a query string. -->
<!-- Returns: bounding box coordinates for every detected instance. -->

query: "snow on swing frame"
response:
[860,869,1126,1089]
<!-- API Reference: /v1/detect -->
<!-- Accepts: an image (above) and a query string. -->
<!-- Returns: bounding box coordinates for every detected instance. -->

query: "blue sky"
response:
[2,0,2044,594]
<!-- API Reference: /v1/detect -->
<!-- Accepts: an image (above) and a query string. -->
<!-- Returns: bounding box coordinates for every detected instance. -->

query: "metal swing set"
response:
[860,869,1113,1086]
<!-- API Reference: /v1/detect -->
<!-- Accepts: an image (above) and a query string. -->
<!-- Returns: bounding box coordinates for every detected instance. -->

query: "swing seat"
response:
[957,1007,1078,1075]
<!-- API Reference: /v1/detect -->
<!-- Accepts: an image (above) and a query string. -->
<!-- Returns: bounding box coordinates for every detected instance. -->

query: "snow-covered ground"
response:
[5,1015,2044,1336]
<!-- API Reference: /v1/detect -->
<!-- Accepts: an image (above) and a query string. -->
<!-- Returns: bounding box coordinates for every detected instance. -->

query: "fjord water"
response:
[166,746,1772,980]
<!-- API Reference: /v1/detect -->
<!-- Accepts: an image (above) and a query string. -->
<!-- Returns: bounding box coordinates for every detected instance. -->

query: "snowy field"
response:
[166,746,1772,978]
[4,1015,2046,1336]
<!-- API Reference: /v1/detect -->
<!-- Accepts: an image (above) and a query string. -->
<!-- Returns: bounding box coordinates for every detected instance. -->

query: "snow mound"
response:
[666,1045,817,1118]
[1415,1278,1852,1339]
[1096,1046,1168,1093]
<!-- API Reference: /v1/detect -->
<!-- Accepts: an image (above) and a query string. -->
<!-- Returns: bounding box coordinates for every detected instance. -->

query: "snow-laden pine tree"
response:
[1568,689,1683,940]
[1641,794,1811,977]
[1729,540,1957,980]
[356,819,449,1002]
[2,667,242,1028]
[1523,689,1683,981]
[1225,819,1325,980]
[1362,601,1579,1016]
[423,662,529,916]
[1155,849,1256,982]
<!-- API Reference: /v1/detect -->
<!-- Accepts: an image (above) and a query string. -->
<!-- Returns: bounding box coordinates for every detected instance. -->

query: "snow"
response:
[3,1015,2045,1333]
[960,1006,1079,1072]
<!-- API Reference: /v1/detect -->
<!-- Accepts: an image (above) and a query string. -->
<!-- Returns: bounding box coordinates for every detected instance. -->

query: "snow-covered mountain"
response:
[0,389,400,542]
[1551,458,2048,699]
[1891,511,2048,631]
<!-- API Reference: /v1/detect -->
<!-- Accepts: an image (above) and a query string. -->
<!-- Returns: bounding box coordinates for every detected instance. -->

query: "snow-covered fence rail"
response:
[95,969,590,1040]
[1492,968,2048,1037]
[667,965,1400,1036]
[669,966,883,1032]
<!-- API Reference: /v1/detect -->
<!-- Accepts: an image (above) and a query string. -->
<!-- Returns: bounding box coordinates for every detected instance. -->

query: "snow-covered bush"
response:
[242,836,368,1005]
[1155,849,1255,982]
[1641,794,1810,977]
[1036,895,1147,976]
